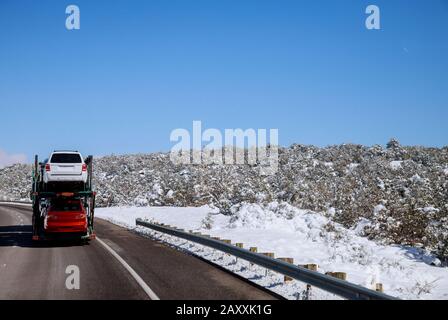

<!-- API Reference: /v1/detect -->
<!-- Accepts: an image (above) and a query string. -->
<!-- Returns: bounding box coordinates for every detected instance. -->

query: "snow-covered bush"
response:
[0,140,447,260]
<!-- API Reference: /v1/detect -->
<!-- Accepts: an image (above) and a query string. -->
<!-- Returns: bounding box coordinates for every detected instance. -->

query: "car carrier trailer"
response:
[30,154,96,242]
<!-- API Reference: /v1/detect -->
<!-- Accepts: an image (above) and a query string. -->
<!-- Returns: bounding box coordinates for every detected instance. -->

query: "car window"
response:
[50,153,82,163]
[51,201,81,211]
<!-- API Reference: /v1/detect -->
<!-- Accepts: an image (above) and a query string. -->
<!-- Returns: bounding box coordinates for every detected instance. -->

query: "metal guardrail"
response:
[0,200,32,205]
[136,219,398,301]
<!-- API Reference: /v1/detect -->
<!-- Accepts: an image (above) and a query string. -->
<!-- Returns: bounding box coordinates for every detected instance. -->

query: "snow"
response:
[390,161,403,170]
[410,174,425,184]
[96,203,448,300]
[346,163,360,172]
[377,178,385,190]
[373,204,386,216]
[352,218,372,236]
[421,206,439,214]
[96,206,212,231]
[323,162,333,168]
[165,190,174,198]
[134,196,149,207]
[327,207,336,217]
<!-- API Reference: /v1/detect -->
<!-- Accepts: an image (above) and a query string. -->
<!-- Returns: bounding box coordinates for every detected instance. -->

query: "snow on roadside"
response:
[96,203,448,300]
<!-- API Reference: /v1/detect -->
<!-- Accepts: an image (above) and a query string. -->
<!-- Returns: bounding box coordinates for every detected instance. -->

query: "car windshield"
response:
[50,201,81,212]
[50,153,82,163]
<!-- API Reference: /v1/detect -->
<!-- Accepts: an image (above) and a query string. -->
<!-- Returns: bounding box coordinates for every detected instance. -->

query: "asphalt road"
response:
[0,204,278,300]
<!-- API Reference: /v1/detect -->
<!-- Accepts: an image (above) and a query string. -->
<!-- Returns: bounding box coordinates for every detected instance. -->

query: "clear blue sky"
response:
[0,0,447,163]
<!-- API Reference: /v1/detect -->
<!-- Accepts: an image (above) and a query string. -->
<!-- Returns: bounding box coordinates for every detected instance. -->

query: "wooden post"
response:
[278,258,294,283]
[261,252,275,258]
[221,240,232,257]
[299,264,319,299]
[325,272,347,281]
[232,243,244,263]
[278,258,294,264]
[300,264,319,272]
[261,253,275,276]
[375,283,384,293]
[249,247,258,267]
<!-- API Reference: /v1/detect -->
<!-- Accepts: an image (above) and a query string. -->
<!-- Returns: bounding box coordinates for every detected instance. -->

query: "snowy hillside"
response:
[96,204,448,300]
[0,139,447,260]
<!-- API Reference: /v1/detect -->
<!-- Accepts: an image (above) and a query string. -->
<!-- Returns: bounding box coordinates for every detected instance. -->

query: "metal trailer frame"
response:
[31,155,96,241]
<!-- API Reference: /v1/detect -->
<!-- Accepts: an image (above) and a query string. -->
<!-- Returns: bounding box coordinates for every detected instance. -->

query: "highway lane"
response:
[0,204,278,300]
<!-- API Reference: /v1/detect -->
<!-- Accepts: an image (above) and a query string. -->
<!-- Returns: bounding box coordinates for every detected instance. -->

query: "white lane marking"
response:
[96,237,160,300]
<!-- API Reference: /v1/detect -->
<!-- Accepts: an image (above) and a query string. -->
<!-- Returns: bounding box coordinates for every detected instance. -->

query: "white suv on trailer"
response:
[43,151,88,184]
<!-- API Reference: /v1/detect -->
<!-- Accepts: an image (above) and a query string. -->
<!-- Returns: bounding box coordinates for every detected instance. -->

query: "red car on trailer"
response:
[44,198,88,234]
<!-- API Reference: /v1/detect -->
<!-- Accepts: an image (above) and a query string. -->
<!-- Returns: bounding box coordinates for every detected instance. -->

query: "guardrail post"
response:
[301,264,319,272]
[221,240,232,258]
[299,264,319,298]
[261,252,275,258]
[248,247,258,268]
[376,283,384,293]
[326,272,347,281]
[233,243,244,264]
[261,253,275,276]
[278,258,294,283]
